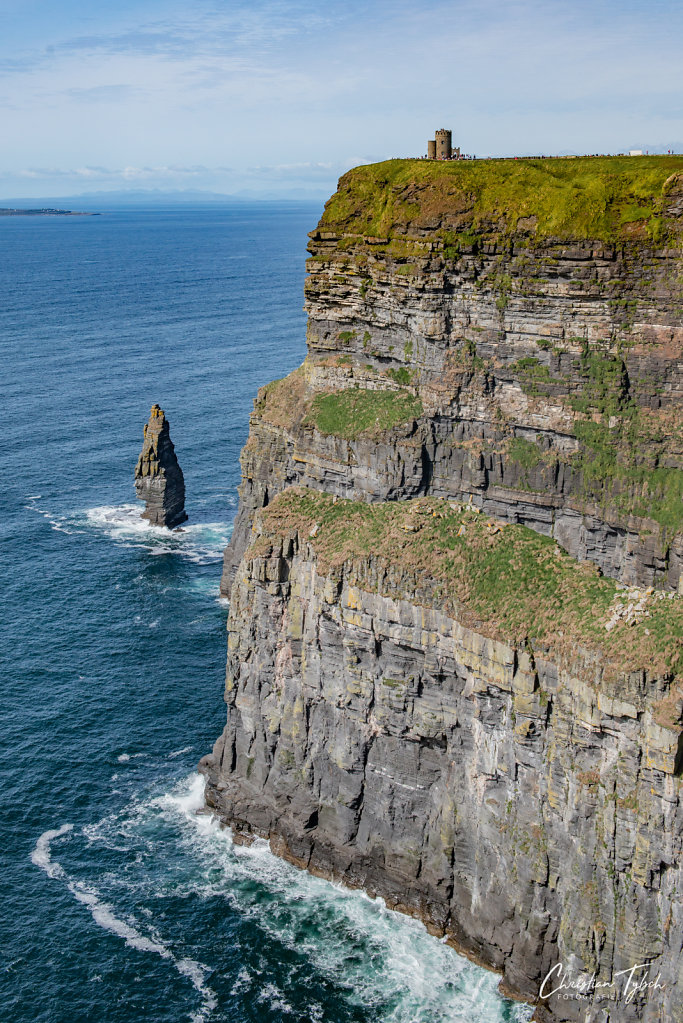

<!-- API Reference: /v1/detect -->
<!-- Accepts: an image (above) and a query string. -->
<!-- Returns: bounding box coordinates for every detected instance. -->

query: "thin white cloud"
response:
[4,164,220,182]
[247,161,338,178]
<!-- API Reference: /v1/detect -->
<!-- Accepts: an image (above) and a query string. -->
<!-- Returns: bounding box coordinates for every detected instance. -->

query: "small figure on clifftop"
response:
[134,404,187,528]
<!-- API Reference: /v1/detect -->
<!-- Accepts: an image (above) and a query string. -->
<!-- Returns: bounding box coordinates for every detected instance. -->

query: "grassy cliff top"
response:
[318,156,683,244]
[250,487,683,685]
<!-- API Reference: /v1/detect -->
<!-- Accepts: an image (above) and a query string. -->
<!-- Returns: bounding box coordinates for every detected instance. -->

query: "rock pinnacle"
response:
[134,404,187,528]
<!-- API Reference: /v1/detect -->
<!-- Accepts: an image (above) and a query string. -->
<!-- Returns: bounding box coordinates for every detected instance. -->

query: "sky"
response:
[1,0,682,199]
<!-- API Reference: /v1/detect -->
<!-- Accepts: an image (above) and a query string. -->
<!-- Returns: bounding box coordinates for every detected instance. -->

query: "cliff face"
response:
[206,157,683,1020]
[205,490,683,1021]
[222,159,683,595]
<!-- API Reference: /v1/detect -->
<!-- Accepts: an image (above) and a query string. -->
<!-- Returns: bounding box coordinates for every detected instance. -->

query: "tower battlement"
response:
[427,128,459,160]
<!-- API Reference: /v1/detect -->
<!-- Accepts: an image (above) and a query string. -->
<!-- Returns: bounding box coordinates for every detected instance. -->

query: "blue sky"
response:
[1,0,682,198]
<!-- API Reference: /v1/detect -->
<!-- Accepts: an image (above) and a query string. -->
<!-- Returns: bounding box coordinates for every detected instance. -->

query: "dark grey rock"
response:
[206,526,683,1023]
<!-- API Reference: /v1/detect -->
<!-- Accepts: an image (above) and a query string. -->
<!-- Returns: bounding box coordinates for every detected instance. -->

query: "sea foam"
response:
[30,823,73,879]
[84,504,231,565]
[25,499,231,565]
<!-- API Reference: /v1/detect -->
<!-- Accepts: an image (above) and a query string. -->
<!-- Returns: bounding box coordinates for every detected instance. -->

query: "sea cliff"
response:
[203,157,683,1021]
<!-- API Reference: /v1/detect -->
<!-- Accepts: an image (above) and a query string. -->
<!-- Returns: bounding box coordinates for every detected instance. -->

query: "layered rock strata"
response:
[204,489,683,1022]
[134,404,187,528]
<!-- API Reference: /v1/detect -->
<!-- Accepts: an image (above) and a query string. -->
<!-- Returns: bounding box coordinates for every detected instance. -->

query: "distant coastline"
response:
[0,207,99,216]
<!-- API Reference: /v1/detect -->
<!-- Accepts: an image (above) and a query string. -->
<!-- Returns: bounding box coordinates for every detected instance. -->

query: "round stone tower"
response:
[435,128,452,159]
[427,140,436,159]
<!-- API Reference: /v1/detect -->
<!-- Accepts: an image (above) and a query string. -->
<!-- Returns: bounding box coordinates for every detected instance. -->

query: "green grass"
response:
[386,366,414,385]
[305,387,423,440]
[571,416,683,539]
[565,349,683,538]
[504,411,683,541]
[319,156,683,244]
[253,357,683,539]
[254,368,423,442]
[570,348,630,416]
[509,436,544,470]
[508,356,557,396]
[249,488,683,680]
[510,356,554,379]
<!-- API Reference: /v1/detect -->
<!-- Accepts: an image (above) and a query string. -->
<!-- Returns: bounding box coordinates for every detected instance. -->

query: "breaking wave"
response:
[84,504,231,564]
[25,496,232,565]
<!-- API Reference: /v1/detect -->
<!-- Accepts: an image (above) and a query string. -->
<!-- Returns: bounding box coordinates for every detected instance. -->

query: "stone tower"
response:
[427,139,436,159]
[435,128,452,159]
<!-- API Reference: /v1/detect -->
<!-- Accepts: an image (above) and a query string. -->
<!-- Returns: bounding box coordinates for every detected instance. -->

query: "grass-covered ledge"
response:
[247,487,683,681]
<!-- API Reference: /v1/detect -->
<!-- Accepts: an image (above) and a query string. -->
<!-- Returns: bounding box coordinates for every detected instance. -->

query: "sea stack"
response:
[134,404,187,528]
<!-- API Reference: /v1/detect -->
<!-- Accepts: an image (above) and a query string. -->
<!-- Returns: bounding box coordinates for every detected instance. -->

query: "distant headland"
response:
[0,207,99,217]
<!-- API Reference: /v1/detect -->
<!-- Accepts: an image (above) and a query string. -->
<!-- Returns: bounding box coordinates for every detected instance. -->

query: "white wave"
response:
[81,504,232,565]
[31,818,217,1022]
[25,497,231,565]
[161,771,207,815]
[88,503,166,534]
[24,501,66,533]
[67,882,217,1020]
[256,981,294,1014]
[43,773,533,1023]
[168,746,194,759]
[30,823,73,879]
[69,880,172,956]
[230,967,251,996]
[23,495,74,532]
[176,958,218,1023]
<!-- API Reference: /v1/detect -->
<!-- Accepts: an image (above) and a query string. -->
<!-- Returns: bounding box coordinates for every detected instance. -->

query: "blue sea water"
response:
[1,203,533,1023]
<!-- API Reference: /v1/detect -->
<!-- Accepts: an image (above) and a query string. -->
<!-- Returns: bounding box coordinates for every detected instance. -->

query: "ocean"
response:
[1,202,533,1023]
